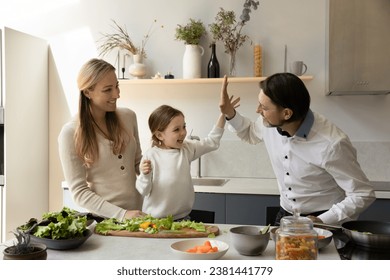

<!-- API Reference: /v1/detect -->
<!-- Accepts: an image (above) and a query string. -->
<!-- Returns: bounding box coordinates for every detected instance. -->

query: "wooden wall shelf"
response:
[118,76,313,85]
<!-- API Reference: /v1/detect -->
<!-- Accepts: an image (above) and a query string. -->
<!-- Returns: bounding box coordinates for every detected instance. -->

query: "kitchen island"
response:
[62,179,390,225]
[192,178,390,225]
[1,223,340,260]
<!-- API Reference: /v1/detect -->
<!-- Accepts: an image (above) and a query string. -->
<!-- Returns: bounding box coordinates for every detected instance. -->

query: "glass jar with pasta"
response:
[275,215,318,260]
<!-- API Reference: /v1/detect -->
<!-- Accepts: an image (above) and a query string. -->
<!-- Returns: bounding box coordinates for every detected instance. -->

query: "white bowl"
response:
[315,227,333,249]
[170,239,229,260]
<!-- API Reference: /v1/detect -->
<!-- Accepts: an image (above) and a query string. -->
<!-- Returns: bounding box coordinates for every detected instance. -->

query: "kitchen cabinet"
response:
[359,199,390,221]
[193,193,226,223]
[327,0,390,96]
[194,193,390,225]
[0,27,49,242]
[226,194,280,225]
[193,193,279,225]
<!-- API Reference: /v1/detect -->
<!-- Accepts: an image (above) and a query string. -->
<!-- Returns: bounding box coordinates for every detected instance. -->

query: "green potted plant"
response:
[175,18,206,45]
[2,228,47,260]
[175,18,207,79]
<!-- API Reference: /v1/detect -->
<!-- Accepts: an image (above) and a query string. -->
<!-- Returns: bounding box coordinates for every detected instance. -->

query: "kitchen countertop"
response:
[61,179,390,199]
[1,223,340,260]
[193,178,390,199]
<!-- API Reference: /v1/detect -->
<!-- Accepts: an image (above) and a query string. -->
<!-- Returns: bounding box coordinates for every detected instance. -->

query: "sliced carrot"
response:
[201,246,212,253]
[186,241,219,254]
[186,247,197,253]
[210,246,218,252]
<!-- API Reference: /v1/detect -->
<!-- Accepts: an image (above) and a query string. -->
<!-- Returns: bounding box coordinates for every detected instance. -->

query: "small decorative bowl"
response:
[170,239,229,260]
[230,226,270,256]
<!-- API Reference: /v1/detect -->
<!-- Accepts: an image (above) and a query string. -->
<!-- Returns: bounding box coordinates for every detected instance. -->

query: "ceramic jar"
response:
[129,54,146,79]
[183,44,204,79]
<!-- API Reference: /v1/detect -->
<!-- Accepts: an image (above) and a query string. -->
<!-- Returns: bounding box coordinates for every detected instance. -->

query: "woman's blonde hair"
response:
[74,58,127,167]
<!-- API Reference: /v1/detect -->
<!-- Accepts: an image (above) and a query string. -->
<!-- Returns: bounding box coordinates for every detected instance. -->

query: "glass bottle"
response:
[275,215,318,260]
[207,43,220,78]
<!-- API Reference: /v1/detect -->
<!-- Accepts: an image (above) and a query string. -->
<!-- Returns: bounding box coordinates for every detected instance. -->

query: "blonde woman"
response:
[58,58,145,220]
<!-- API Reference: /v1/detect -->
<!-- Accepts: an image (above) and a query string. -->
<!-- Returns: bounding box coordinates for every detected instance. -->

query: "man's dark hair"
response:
[260,73,311,122]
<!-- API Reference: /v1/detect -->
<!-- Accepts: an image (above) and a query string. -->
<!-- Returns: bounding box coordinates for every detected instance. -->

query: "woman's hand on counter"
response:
[124,210,147,219]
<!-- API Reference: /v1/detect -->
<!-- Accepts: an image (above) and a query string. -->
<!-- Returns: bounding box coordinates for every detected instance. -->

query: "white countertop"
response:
[193,177,390,199]
[1,223,340,260]
[194,178,279,195]
[61,179,390,199]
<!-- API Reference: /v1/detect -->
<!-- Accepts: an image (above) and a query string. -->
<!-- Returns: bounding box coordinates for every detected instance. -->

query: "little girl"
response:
[136,104,225,220]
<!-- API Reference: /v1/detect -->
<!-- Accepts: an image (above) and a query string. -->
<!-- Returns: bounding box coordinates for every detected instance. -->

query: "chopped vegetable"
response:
[186,240,219,254]
[140,221,154,230]
[260,224,271,234]
[94,215,208,235]
[276,235,317,260]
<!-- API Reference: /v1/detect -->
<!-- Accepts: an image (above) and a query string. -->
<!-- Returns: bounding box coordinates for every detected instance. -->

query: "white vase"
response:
[129,54,146,79]
[183,44,204,79]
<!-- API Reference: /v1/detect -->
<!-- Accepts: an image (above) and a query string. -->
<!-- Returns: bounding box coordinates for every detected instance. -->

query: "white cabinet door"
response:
[1,27,48,242]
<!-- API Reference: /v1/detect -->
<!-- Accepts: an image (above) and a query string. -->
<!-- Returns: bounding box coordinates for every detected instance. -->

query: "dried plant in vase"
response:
[210,0,260,76]
[98,19,162,59]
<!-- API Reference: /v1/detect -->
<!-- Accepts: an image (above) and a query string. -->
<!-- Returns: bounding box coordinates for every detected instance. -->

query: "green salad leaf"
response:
[94,215,207,235]
[21,207,88,240]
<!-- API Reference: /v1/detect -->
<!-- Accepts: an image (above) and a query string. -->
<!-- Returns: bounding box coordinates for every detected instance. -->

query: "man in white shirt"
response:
[219,73,376,225]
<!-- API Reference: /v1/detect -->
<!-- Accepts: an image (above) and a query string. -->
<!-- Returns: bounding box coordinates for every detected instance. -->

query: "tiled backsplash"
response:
[196,140,390,182]
[353,142,390,182]
[199,140,275,178]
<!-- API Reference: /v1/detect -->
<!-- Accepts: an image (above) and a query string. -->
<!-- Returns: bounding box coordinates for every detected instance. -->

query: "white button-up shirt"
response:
[228,109,376,224]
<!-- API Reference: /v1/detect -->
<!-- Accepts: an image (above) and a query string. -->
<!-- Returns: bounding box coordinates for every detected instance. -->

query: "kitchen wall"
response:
[1,0,389,212]
[117,81,390,183]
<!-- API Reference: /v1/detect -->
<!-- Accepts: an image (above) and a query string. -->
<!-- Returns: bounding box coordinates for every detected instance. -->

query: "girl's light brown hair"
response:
[74,58,127,167]
[148,105,184,147]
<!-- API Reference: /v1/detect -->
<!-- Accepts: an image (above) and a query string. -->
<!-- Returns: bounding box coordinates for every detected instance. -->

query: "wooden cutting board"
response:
[95,225,219,238]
